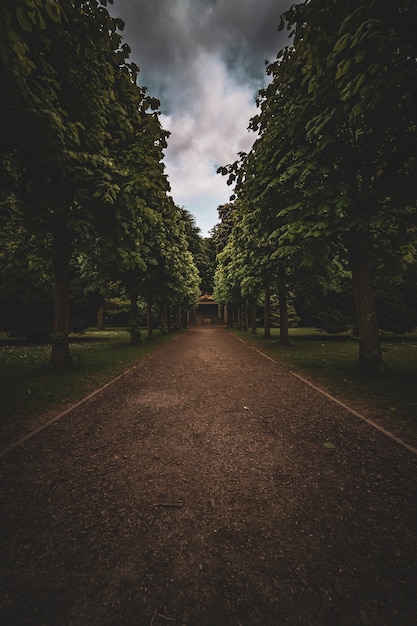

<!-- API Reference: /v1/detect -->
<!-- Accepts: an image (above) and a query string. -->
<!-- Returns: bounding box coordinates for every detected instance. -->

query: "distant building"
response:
[193,294,227,325]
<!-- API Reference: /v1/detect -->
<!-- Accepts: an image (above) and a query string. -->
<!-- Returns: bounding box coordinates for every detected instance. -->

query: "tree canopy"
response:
[216,0,417,365]
[0,0,201,365]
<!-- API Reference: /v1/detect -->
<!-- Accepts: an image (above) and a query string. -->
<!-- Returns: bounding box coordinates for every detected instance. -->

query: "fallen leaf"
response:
[324,442,336,449]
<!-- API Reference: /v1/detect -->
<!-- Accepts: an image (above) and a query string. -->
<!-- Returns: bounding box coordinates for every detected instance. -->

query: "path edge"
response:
[3,329,416,460]
[232,334,417,457]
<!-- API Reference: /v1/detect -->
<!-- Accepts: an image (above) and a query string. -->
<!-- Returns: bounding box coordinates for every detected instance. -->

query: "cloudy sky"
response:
[109,0,293,236]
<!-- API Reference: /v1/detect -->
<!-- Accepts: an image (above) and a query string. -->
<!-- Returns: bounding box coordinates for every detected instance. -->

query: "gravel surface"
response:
[1,326,416,625]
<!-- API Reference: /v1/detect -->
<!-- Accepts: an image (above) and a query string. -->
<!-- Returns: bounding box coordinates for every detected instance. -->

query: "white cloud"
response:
[160,51,258,234]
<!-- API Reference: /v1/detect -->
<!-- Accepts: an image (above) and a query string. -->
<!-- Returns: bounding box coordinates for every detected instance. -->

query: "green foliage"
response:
[217,0,417,363]
[0,253,53,341]
[1,0,202,362]
[294,260,354,333]
[198,237,217,294]
[0,212,53,340]
[269,293,300,329]
[69,258,104,333]
[128,321,143,346]
[374,264,417,333]
[212,203,237,254]
[313,309,351,335]
[0,223,104,339]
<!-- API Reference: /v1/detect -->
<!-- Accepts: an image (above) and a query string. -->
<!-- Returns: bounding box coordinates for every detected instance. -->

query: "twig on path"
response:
[157,613,176,622]
[178,541,185,557]
[150,608,176,624]
[150,607,158,625]
[153,502,183,509]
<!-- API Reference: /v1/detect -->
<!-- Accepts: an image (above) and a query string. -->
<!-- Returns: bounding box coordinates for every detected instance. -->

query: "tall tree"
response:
[1,0,169,366]
[221,0,417,366]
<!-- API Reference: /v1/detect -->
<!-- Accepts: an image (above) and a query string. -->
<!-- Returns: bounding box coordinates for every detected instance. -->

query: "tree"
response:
[221,0,417,366]
[217,145,293,342]
[1,1,170,365]
[154,200,201,329]
[0,209,53,340]
[179,208,216,295]
[275,0,417,364]
[212,203,237,255]
[0,210,104,340]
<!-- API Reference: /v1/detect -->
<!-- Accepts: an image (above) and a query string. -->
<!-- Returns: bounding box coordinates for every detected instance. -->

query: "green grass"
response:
[232,327,417,438]
[2,325,417,444]
[0,328,182,430]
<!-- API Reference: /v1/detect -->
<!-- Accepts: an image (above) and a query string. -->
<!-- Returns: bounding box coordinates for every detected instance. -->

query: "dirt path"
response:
[1,326,417,625]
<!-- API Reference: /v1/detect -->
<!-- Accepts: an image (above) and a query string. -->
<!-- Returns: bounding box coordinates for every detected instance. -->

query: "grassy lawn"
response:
[232,327,417,439]
[2,325,416,445]
[0,329,181,430]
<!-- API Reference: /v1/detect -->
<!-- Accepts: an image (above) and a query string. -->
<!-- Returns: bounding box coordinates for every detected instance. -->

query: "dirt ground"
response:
[1,326,417,626]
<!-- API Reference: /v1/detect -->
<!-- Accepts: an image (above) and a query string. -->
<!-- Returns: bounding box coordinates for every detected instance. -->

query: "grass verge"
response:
[0,329,182,434]
[231,327,417,442]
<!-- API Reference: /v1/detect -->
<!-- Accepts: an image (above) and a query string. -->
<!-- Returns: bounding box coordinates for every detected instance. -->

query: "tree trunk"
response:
[264,284,271,339]
[128,287,142,346]
[97,305,105,331]
[349,228,382,366]
[251,300,257,334]
[228,304,234,327]
[278,266,290,346]
[147,300,154,339]
[160,304,167,335]
[51,225,72,369]
[174,305,182,329]
[243,301,248,331]
[174,306,180,329]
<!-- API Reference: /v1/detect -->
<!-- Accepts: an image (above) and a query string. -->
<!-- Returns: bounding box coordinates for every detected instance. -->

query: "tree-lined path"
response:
[1,326,416,625]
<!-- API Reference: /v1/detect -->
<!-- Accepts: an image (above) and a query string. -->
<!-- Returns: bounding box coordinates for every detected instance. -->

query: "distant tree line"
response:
[0,0,208,367]
[214,0,417,367]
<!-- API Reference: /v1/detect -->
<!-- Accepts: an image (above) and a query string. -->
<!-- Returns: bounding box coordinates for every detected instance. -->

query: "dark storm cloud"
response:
[112,0,291,105]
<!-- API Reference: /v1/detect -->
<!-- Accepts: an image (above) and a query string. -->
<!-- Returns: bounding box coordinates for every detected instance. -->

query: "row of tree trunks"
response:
[229,241,380,367]
[145,299,188,339]
[98,296,188,344]
[51,248,191,368]
[225,268,289,346]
